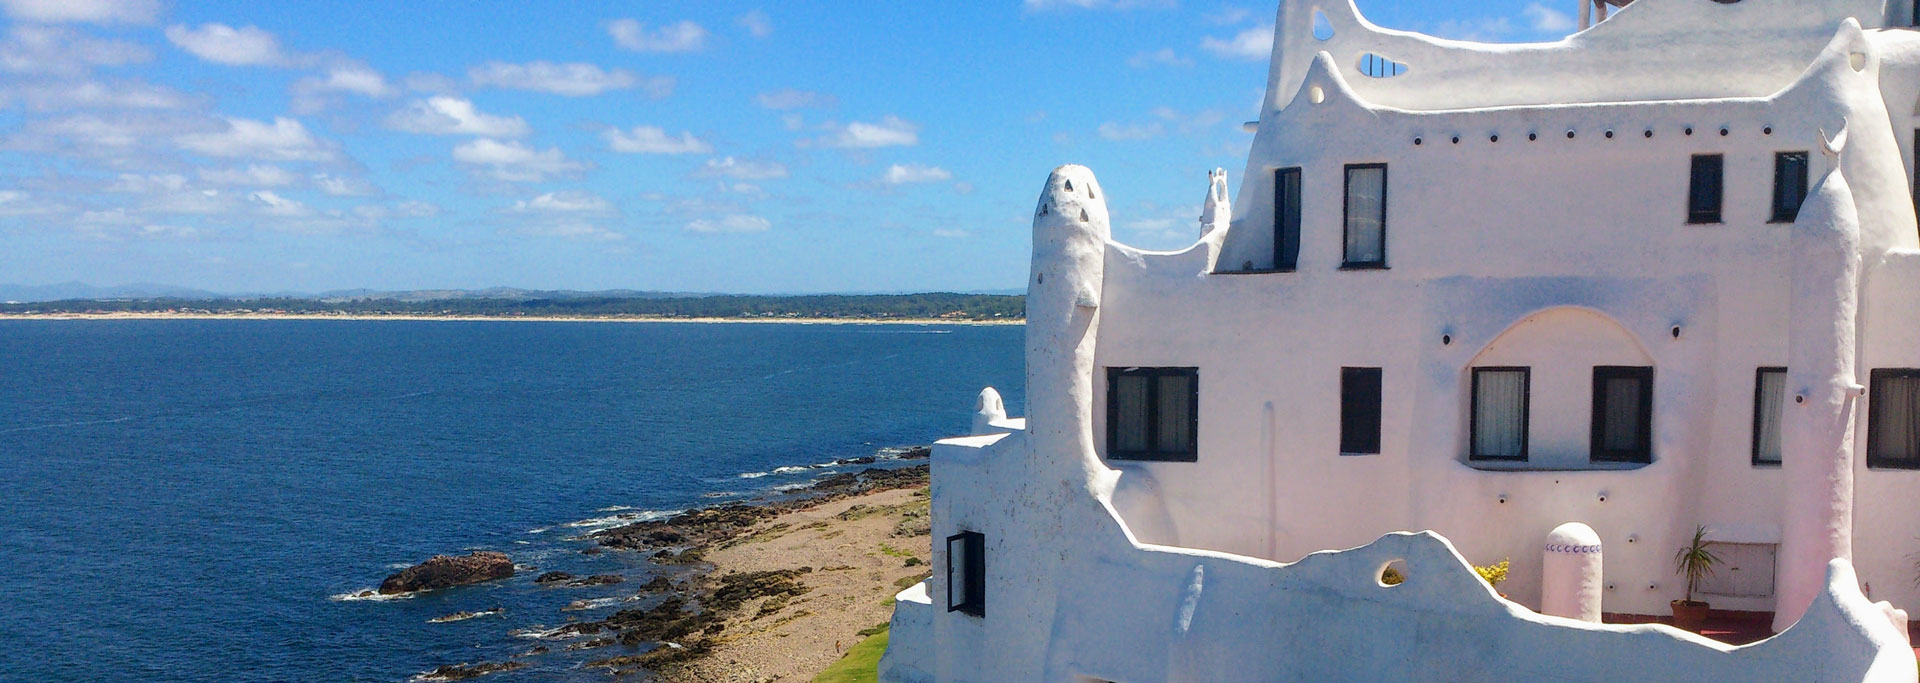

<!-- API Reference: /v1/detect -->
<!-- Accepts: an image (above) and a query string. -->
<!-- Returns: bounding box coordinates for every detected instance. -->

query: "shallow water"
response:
[0,320,1022,681]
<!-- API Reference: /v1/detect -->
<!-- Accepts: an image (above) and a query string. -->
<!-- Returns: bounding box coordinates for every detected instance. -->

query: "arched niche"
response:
[1463,307,1655,470]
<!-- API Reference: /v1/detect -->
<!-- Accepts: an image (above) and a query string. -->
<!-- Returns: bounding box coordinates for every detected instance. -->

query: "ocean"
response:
[0,319,1024,681]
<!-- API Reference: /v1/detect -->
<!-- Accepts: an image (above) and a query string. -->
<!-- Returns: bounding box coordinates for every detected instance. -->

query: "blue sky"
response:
[0,0,1577,294]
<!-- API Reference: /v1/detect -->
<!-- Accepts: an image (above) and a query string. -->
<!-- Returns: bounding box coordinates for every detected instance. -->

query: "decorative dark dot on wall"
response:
[1528,132,1538,141]
[1490,134,1499,143]
[1605,130,1615,139]
[1414,137,1423,146]
[1037,273,1044,283]
[1720,127,1730,136]
[1671,325,1682,339]
[1451,136,1460,144]
[1567,130,1576,139]
[1764,126,1774,135]
[1685,127,1694,136]
[1795,395,1806,404]
[1645,129,1654,138]
[1441,334,1452,346]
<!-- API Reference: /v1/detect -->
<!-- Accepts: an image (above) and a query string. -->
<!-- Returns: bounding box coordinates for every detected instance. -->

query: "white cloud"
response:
[604,125,712,154]
[1,78,194,110]
[738,10,773,38]
[808,115,919,149]
[176,117,337,161]
[451,138,585,182]
[1127,48,1192,69]
[403,71,460,94]
[313,173,378,196]
[165,23,290,66]
[0,0,159,24]
[106,173,189,194]
[755,89,834,110]
[248,190,312,217]
[199,164,299,187]
[608,19,707,53]
[0,25,151,75]
[1200,25,1274,61]
[385,96,529,137]
[1203,7,1254,25]
[882,163,952,185]
[469,60,673,97]
[510,221,623,242]
[507,190,613,214]
[1022,0,1175,10]
[685,214,770,234]
[290,62,395,113]
[694,156,788,180]
[1524,2,1576,33]
[1097,121,1164,141]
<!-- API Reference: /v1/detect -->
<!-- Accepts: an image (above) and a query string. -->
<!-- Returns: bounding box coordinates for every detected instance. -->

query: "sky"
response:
[0,0,1580,295]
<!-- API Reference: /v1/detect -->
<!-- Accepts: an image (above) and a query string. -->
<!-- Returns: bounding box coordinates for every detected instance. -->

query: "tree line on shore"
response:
[0,293,1026,320]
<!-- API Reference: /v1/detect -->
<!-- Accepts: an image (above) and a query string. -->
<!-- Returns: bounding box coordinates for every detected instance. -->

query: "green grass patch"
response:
[814,624,889,683]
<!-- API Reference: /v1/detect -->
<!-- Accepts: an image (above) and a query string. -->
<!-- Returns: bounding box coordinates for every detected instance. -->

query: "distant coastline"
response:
[0,311,1024,325]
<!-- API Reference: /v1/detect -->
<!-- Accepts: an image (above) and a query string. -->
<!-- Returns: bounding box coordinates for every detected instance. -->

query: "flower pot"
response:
[1671,600,1710,633]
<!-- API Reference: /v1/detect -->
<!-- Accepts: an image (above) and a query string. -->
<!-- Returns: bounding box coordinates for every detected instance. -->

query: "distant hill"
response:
[0,292,1026,321]
[0,282,226,303]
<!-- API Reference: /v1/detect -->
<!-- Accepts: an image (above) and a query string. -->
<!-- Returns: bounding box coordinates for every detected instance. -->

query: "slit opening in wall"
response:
[1357,52,1408,79]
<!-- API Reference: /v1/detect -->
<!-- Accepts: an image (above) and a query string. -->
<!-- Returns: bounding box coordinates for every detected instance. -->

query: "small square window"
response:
[1340,367,1382,455]
[946,531,984,617]
[1342,164,1387,268]
[1688,154,1724,224]
[1591,366,1653,463]
[1106,367,1198,462]
[1470,367,1529,461]
[1752,367,1786,466]
[1869,369,1920,469]
[1771,152,1809,223]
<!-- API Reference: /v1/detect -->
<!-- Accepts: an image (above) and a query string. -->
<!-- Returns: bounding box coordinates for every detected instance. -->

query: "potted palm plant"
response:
[1671,525,1720,633]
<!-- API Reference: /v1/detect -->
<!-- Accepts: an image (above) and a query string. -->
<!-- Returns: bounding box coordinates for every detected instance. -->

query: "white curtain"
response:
[1473,369,1526,458]
[1600,376,1643,452]
[1344,167,1385,264]
[1155,374,1193,453]
[1114,374,1149,452]
[1755,370,1784,464]
[1874,376,1920,463]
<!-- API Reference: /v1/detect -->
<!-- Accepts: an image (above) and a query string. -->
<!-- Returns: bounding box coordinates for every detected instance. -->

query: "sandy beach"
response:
[666,486,930,681]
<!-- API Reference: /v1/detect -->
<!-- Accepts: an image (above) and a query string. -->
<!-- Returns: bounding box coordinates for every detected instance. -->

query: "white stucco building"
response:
[882,1,1920,679]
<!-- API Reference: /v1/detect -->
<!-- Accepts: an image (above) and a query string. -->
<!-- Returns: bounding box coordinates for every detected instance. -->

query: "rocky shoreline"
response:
[388,448,932,681]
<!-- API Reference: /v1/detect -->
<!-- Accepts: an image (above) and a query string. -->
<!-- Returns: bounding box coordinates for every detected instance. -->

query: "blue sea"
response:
[0,320,1023,681]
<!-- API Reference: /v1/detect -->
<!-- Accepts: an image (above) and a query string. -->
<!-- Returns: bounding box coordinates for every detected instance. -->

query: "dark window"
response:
[1591,366,1654,463]
[1913,130,1918,215]
[1342,163,1387,268]
[1470,367,1529,461]
[1869,369,1920,469]
[1106,367,1199,462]
[1752,367,1786,466]
[1340,367,1382,454]
[945,531,984,617]
[1274,167,1301,271]
[1771,152,1810,223]
[1688,154,1724,224]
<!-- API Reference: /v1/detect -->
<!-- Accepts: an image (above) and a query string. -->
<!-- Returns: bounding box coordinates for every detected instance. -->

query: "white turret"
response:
[1025,164,1113,486]
[1775,126,1863,633]
[1200,168,1229,239]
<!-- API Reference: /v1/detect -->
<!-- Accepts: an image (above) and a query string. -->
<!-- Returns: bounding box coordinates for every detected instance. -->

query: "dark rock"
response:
[379,552,514,595]
[416,660,527,680]
[534,571,574,584]
[898,445,932,459]
[836,456,876,466]
[580,547,602,555]
[512,646,548,658]
[568,574,624,587]
[640,576,673,593]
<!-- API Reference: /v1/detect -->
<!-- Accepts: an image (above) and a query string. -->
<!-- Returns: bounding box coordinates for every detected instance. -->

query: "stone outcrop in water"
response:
[379,551,514,594]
